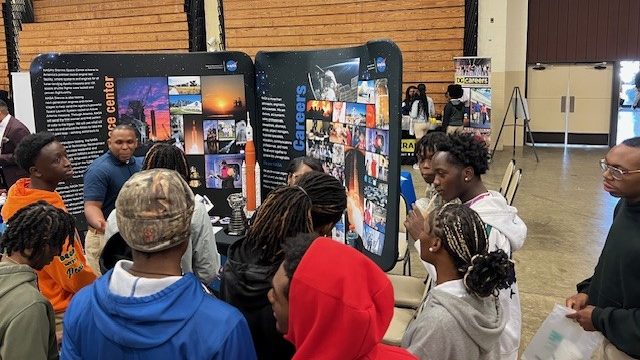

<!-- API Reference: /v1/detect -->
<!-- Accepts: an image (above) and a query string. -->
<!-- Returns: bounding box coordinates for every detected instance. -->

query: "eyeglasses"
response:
[599,159,640,180]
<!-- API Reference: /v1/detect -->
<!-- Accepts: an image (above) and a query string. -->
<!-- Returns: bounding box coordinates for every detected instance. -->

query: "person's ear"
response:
[430,236,444,253]
[29,165,41,178]
[463,166,474,182]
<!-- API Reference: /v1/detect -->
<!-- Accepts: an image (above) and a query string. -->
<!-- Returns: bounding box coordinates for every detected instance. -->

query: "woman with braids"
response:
[402,204,516,360]
[427,132,527,359]
[222,171,346,359]
[0,201,76,359]
[104,143,220,283]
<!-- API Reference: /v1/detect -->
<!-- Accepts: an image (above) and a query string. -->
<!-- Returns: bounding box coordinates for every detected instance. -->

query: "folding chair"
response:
[505,168,523,206]
[498,159,515,197]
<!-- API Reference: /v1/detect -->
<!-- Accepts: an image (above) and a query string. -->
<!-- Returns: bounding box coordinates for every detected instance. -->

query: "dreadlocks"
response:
[429,203,515,297]
[296,171,347,230]
[1,201,76,265]
[245,186,314,262]
[142,143,190,181]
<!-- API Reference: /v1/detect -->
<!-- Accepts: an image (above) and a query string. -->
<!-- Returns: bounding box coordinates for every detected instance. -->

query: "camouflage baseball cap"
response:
[115,168,195,253]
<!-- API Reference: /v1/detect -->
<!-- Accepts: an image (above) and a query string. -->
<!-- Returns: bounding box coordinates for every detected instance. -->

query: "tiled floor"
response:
[392,145,617,353]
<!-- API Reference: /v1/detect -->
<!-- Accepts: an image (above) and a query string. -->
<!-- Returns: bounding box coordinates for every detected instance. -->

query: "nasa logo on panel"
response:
[375,57,386,73]
[226,60,238,72]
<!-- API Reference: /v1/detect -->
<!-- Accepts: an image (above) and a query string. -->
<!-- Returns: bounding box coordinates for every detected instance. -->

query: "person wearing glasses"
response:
[565,136,640,359]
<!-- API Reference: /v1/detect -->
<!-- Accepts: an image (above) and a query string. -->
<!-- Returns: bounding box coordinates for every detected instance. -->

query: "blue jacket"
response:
[61,271,256,359]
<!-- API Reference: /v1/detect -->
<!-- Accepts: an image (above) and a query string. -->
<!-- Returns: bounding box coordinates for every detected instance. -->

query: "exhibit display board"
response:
[30,52,256,230]
[255,40,402,271]
[30,42,402,270]
[454,57,492,142]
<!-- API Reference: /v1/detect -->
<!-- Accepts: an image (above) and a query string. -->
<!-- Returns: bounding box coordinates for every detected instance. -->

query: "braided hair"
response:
[245,186,314,262]
[429,203,515,297]
[14,132,57,171]
[441,132,490,177]
[295,171,347,231]
[143,143,190,181]
[1,201,76,266]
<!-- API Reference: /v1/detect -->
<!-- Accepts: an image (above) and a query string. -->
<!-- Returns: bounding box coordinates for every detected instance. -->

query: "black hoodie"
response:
[221,238,294,360]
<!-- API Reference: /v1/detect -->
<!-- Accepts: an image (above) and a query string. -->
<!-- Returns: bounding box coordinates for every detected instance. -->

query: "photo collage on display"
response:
[116,75,248,191]
[305,58,390,255]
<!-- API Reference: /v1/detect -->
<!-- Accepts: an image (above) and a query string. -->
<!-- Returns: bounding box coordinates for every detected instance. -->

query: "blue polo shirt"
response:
[83,151,141,219]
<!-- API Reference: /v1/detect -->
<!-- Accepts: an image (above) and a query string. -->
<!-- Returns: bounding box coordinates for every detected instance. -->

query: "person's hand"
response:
[566,305,596,331]
[566,293,589,310]
[404,204,427,242]
[95,219,107,234]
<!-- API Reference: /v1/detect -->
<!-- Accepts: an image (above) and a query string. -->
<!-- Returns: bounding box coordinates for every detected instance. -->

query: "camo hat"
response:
[116,168,195,252]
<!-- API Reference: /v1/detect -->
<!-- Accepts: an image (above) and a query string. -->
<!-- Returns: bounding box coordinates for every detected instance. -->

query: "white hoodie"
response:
[469,190,527,360]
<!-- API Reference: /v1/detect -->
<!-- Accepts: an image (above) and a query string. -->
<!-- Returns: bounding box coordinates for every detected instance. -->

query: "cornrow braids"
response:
[295,171,347,231]
[245,186,314,262]
[429,203,515,297]
[142,143,190,181]
[1,201,76,265]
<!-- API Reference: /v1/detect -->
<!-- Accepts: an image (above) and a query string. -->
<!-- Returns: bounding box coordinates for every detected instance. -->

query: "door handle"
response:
[569,96,575,113]
[561,96,566,112]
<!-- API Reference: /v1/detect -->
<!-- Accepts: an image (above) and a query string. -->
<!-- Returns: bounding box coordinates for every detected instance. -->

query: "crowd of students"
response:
[0,124,637,359]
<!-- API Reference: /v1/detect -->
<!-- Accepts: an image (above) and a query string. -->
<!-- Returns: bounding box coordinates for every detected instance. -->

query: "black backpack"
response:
[450,103,465,125]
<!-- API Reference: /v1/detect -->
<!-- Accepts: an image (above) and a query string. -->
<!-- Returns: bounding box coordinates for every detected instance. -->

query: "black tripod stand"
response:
[491,86,539,162]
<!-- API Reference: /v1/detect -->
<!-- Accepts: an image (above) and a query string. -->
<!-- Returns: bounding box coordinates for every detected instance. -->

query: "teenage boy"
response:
[1,132,96,339]
[0,201,76,359]
[62,169,256,359]
[268,235,417,360]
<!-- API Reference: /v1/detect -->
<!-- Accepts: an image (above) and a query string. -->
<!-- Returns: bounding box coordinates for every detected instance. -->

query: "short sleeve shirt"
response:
[83,151,141,218]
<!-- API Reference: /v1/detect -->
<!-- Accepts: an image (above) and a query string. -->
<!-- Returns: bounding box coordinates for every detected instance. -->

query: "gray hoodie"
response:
[402,280,504,360]
[0,262,58,359]
[470,191,527,359]
[106,201,221,284]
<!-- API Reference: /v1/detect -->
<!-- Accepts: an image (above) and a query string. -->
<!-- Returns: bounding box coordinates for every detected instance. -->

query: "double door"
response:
[526,64,612,145]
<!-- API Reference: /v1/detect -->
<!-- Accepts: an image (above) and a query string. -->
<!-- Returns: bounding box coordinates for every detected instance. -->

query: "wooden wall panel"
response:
[19,0,189,71]
[223,0,464,112]
[528,0,640,63]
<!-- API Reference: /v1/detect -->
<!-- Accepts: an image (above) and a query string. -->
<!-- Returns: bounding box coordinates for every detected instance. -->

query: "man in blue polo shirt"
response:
[83,125,141,273]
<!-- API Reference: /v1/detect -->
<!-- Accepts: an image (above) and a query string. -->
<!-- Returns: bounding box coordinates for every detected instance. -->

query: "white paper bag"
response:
[522,304,603,360]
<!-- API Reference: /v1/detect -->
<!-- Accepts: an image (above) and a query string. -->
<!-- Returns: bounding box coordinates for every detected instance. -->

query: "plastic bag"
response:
[522,304,603,360]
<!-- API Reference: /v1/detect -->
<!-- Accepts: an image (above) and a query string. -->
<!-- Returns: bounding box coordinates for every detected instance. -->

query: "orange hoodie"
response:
[285,238,417,360]
[1,178,97,313]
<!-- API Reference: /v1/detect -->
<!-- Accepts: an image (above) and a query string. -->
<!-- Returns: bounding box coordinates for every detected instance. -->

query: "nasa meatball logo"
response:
[226,60,238,72]
[375,57,386,73]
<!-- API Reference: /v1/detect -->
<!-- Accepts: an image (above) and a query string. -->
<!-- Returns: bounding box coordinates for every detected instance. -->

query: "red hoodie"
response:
[285,237,416,360]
